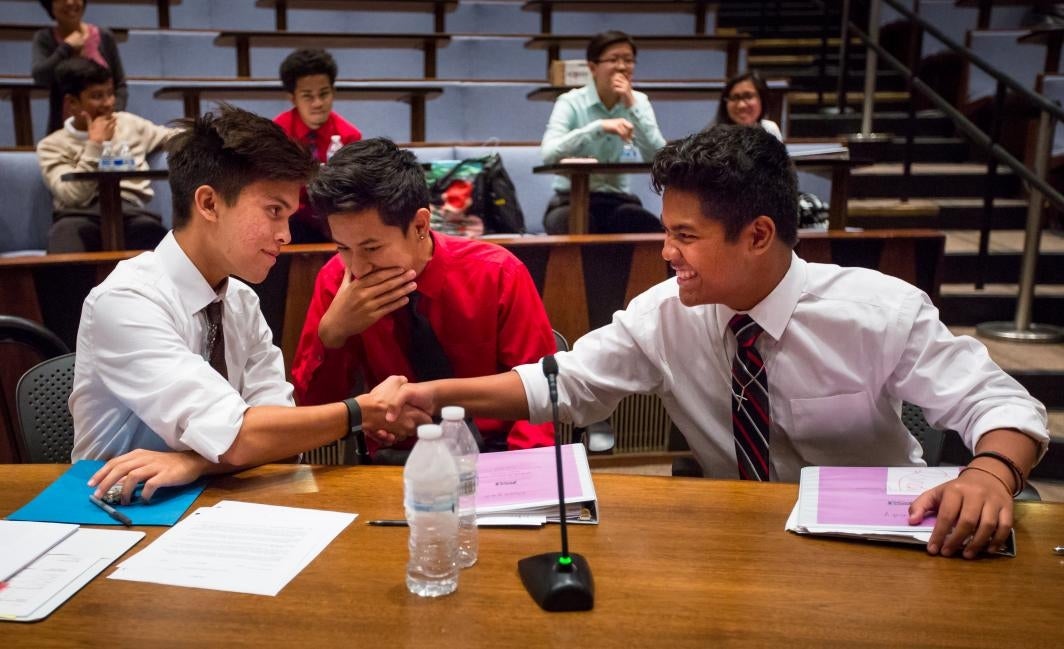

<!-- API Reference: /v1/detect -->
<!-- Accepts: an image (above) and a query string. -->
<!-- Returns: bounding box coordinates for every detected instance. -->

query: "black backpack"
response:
[427,153,525,235]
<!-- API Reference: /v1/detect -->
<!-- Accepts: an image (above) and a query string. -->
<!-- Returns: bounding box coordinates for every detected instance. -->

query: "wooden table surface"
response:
[2,464,1062,647]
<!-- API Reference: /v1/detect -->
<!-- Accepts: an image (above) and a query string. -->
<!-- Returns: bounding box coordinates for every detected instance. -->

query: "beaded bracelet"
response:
[970,450,1025,498]
[960,466,1014,498]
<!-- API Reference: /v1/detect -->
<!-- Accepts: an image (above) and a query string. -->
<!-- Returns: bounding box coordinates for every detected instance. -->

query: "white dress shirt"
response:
[70,232,294,462]
[515,253,1048,481]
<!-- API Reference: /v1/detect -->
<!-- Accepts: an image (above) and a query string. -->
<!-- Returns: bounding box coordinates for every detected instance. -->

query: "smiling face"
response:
[589,41,636,102]
[328,206,432,279]
[52,0,84,29]
[290,73,334,131]
[725,79,763,127]
[202,179,301,285]
[67,78,115,123]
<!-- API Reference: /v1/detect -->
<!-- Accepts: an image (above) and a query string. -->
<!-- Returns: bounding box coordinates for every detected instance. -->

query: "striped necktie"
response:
[203,301,228,381]
[729,313,770,480]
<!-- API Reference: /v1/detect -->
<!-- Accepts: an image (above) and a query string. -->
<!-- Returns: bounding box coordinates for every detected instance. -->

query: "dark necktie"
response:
[306,130,319,161]
[203,300,228,381]
[406,291,453,382]
[729,314,770,481]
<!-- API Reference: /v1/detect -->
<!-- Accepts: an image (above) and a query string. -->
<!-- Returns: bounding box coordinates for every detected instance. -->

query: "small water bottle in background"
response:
[110,141,127,171]
[404,424,459,597]
[326,134,343,161]
[119,141,135,170]
[621,139,638,162]
[98,141,114,171]
[440,406,479,568]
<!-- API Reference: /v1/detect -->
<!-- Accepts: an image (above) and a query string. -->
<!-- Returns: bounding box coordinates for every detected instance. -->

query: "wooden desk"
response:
[214,31,452,78]
[255,0,458,32]
[525,34,747,78]
[534,153,865,234]
[522,0,714,35]
[154,81,443,142]
[1,464,1062,647]
[0,78,47,147]
[59,169,169,251]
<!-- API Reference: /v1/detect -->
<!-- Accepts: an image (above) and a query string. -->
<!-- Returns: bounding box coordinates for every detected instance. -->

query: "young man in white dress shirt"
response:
[387,125,1049,560]
[72,104,427,503]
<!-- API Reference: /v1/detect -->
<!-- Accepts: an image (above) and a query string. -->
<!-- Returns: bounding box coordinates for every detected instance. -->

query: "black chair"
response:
[15,353,76,463]
[0,316,71,461]
[0,315,69,358]
[902,402,1039,501]
[552,329,615,454]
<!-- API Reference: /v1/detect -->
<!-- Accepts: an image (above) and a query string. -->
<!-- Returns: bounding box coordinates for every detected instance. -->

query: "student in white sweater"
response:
[37,57,174,253]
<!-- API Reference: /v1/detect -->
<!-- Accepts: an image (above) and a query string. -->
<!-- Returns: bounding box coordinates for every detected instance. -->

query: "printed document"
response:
[109,501,356,596]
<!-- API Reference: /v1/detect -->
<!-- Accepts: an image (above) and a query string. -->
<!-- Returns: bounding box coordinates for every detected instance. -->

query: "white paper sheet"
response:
[0,528,144,622]
[110,501,356,596]
[0,520,79,582]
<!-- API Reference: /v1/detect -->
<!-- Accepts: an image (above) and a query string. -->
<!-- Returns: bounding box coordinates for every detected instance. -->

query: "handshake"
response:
[359,375,440,447]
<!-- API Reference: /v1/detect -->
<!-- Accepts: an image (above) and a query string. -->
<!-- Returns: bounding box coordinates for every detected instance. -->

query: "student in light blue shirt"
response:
[540,31,666,234]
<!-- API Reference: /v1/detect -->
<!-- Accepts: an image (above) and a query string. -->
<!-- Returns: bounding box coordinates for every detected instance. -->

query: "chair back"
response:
[16,353,76,463]
[900,402,946,467]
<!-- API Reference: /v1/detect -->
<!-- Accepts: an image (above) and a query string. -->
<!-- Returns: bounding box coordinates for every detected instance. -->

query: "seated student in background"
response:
[32,0,128,134]
[540,30,665,234]
[292,138,556,463]
[37,58,171,253]
[274,48,363,243]
[388,125,1049,560]
[712,71,782,141]
[74,106,427,503]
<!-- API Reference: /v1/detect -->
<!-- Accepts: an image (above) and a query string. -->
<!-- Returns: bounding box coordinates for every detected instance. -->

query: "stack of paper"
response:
[475,444,599,525]
[0,525,143,622]
[109,501,356,596]
[786,466,1015,556]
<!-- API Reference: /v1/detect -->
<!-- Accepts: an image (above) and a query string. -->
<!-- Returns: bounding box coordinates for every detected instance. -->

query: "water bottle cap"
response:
[440,406,465,421]
[417,424,442,440]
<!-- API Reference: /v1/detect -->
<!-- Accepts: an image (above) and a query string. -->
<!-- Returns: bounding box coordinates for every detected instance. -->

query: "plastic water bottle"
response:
[441,406,479,568]
[621,140,638,162]
[404,423,459,597]
[119,141,135,170]
[326,134,343,161]
[99,141,114,171]
[110,141,127,171]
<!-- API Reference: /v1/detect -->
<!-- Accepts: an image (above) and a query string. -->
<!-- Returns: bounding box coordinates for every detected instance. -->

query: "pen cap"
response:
[417,424,442,440]
[441,406,465,421]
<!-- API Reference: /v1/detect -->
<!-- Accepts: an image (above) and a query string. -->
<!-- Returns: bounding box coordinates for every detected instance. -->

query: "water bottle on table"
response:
[99,141,114,171]
[441,406,479,568]
[620,139,638,162]
[326,134,343,161]
[404,423,459,597]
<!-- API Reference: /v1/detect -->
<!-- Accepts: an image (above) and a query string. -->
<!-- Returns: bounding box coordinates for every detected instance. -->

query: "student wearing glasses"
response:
[714,72,782,142]
[540,30,665,234]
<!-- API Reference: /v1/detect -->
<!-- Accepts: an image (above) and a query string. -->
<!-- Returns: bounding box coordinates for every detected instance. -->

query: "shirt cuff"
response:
[178,396,246,463]
[968,404,1051,461]
[514,363,552,425]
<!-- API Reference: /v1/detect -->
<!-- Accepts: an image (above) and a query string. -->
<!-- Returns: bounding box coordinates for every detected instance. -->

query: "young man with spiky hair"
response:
[274,48,362,243]
[73,105,427,502]
[389,125,1049,560]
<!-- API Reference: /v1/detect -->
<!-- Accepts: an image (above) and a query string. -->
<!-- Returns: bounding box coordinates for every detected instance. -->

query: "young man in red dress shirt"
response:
[292,138,557,463]
[273,48,362,243]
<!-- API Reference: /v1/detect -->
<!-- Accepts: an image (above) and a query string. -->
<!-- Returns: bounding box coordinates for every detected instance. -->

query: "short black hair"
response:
[39,0,88,20]
[715,71,771,126]
[308,137,429,233]
[586,30,637,63]
[651,125,798,247]
[55,57,112,99]
[279,49,338,93]
[165,104,319,230]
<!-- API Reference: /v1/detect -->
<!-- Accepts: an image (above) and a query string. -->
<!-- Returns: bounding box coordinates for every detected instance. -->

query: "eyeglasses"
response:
[596,56,637,66]
[726,91,759,104]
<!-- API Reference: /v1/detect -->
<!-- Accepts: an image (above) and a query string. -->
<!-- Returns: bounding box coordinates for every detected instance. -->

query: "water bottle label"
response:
[407,493,456,514]
[459,474,477,497]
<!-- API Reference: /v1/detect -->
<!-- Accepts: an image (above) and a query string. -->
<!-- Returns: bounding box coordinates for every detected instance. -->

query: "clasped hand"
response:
[908,468,1014,559]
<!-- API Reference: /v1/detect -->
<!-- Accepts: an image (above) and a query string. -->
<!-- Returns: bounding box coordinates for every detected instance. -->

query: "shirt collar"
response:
[287,108,333,141]
[714,252,805,343]
[583,82,617,113]
[156,231,229,316]
[412,231,452,300]
[64,116,88,140]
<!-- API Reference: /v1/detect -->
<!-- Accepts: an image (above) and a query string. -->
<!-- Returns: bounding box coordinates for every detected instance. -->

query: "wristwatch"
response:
[342,397,363,440]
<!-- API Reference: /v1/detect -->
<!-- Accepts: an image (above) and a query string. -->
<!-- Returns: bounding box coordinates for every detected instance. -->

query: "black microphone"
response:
[517,355,594,612]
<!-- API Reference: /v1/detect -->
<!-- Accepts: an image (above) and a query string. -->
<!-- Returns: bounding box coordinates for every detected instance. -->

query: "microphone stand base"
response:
[517,552,594,612]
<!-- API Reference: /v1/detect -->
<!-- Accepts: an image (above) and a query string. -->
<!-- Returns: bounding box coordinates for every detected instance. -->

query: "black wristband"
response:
[970,451,1025,498]
[342,397,363,439]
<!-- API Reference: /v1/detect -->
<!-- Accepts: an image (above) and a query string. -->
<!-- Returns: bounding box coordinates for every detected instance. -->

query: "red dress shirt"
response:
[291,232,557,452]
[273,109,362,231]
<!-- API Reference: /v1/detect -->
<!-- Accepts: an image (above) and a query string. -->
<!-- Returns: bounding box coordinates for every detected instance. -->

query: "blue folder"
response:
[6,460,208,526]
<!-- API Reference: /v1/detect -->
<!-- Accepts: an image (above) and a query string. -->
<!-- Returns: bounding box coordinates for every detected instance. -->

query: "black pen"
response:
[89,494,133,527]
[367,519,408,527]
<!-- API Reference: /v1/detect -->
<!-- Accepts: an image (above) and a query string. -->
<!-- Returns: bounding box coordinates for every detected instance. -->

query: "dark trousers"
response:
[47,203,167,253]
[544,191,662,235]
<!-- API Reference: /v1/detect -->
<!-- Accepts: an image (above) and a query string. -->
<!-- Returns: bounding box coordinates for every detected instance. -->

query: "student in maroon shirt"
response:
[292,138,556,462]
[274,48,362,243]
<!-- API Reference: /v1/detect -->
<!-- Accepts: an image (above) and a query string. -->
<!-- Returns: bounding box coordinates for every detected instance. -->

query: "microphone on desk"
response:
[517,355,594,612]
